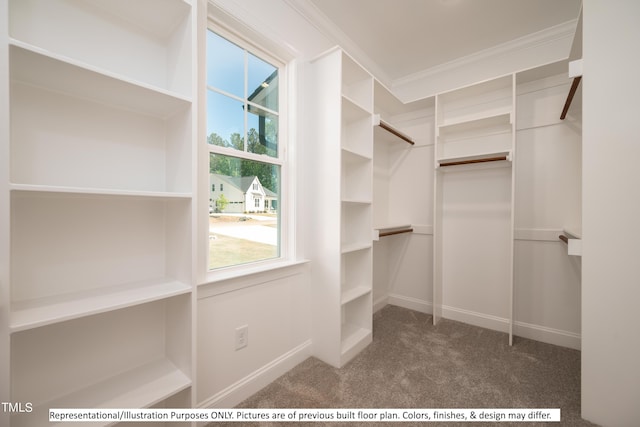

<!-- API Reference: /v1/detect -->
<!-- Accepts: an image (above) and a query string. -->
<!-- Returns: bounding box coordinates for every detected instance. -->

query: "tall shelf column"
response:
[308,47,373,368]
[1,0,199,425]
[432,75,516,344]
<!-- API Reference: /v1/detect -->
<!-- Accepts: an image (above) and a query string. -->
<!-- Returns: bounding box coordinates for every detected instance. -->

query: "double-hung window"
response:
[206,28,285,270]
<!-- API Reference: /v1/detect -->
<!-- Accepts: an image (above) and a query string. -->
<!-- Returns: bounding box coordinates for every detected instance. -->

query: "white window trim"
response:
[200,14,297,285]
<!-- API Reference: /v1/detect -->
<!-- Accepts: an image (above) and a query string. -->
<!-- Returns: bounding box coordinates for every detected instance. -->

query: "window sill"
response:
[198,259,310,298]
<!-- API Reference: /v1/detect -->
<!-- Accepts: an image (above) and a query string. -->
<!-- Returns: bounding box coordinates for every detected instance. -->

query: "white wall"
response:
[581,1,640,425]
[374,73,583,350]
[393,22,577,103]
[513,73,582,349]
[0,0,10,423]
[196,0,332,408]
[373,112,434,312]
[196,264,311,407]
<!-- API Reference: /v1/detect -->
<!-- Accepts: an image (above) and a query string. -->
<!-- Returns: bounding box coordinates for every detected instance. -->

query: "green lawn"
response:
[209,234,278,269]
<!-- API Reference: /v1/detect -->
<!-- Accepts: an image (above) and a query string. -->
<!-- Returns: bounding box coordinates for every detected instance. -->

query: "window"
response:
[206,28,284,271]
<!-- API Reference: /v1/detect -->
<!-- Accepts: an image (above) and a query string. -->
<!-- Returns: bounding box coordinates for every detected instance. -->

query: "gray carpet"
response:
[214,305,598,426]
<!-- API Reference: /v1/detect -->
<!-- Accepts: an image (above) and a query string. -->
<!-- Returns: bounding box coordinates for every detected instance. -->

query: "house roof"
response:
[212,173,276,197]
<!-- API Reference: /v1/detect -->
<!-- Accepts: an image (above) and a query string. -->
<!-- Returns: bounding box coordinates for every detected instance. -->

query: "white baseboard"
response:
[441,304,511,333]
[514,321,581,350]
[388,294,433,314]
[198,340,312,409]
[387,294,580,350]
[373,295,388,313]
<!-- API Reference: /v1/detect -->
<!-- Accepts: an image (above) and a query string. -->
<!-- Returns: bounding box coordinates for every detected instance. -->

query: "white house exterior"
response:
[209,174,277,213]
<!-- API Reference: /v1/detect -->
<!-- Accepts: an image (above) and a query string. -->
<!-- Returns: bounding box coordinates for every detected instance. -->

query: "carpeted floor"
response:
[213,305,598,426]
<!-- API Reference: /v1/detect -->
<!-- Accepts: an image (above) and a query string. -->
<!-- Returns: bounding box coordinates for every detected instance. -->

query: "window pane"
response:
[209,153,280,270]
[206,31,244,98]
[207,91,244,150]
[247,106,278,157]
[248,53,278,111]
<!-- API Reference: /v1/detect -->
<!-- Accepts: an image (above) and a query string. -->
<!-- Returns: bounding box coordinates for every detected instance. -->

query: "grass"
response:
[208,234,278,270]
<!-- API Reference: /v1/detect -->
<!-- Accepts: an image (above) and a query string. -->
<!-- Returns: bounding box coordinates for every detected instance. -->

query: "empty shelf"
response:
[20,359,191,427]
[11,279,191,332]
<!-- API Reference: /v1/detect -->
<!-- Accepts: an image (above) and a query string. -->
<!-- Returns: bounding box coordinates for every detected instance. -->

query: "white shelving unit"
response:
[372,111,416,239]
[308,47,373,368]
[372,81,425,234]
[371,81,433,314]
[1,1,197,425]
[433,75,516,344]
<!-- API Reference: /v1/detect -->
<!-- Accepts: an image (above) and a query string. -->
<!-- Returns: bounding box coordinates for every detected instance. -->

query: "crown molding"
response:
[393,19,578,100]
[282,0,394,87]
[396,19,577,86]
[277,1,578,103]
[208,0,301,61]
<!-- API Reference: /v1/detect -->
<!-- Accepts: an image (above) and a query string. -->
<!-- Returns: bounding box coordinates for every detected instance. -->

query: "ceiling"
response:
[305,0,582,83]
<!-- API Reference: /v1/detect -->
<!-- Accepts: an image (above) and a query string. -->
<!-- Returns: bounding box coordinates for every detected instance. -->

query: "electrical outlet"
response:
[235,325,248,350]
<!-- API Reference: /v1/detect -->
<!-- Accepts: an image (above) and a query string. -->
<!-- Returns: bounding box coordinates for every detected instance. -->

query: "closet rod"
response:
[560,76,582,120]
[439,156,507,167]
[379,228,413,237]
[379,120,415,145]
[559,235,569,244]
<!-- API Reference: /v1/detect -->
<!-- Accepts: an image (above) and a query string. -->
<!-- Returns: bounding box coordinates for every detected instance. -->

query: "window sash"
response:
[205,24,288,274]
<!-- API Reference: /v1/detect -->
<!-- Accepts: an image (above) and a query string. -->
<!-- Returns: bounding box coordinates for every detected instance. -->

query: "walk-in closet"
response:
[2,1,639,426]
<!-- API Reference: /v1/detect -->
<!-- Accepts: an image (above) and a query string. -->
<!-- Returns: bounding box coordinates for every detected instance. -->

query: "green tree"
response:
[216,193,229,212]
[208,132,227,147]
[230,132,244,151]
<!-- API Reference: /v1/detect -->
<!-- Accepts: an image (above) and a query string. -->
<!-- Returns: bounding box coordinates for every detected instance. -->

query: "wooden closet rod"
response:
[560,76,582,120]
[379,228,413,237]
[379,120,415,145]
[559,235,569,244]
[439,156,507,167]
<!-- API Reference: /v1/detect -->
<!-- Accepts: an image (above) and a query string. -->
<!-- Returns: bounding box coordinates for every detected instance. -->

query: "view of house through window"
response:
[206,29,282,270]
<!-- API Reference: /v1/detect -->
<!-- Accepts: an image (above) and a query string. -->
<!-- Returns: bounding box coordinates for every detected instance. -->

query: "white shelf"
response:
[341,286,371,305]
[79,0,192,40]
[10,183,192,200]
[341,198,372,205]
[342,146,372,162]
[19,359,190,427]
[8,0,192,97]
[9,42,191,119]
[433,74,515,345]
[4,1,195,423]
[375,224,413,232]
[11,279,191,333]
[308,47,373,368]
[341,53,372,109]
[10,74,192,193]
[341,242,372,254]
[342,95,371,122]
[341,323,371,355]
[438,111,511,136]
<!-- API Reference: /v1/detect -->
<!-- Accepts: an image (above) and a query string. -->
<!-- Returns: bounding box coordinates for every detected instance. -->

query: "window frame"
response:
[202,21,291,281]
